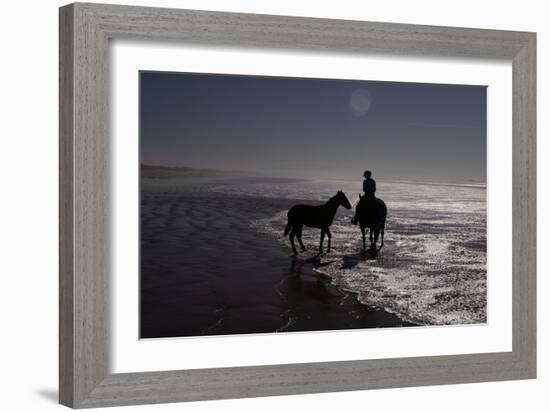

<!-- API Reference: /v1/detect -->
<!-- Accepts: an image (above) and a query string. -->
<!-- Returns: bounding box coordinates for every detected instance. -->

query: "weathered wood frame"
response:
[59,2,536,408]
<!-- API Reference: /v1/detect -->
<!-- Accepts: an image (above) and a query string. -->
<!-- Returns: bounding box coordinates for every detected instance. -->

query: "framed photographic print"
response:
[59,2,536,408]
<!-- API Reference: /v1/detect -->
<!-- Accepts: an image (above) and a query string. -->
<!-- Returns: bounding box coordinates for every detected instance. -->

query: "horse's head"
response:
[336,190,352,210]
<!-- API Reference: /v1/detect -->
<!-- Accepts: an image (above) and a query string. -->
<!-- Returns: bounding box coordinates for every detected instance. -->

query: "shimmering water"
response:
[140,176,486,338]
[211,177,487,325]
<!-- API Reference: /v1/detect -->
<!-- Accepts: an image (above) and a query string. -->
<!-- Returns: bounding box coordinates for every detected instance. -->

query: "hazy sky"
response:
[140,71,486,183]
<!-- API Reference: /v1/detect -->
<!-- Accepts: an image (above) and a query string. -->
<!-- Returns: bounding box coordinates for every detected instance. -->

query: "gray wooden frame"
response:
[59,2,536,408]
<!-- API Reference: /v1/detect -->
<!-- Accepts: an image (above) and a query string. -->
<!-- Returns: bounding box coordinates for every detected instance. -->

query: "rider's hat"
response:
[363,170,372,177]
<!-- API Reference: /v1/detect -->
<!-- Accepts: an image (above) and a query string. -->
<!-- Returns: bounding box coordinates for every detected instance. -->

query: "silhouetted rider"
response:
[351,170,377,225]
[362,170,376,199]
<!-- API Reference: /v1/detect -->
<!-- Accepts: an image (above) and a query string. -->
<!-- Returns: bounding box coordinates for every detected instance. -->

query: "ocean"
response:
[140,176,486,338]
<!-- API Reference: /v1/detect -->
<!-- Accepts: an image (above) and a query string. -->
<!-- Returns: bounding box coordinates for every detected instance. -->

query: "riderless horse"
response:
[284,191,352,254]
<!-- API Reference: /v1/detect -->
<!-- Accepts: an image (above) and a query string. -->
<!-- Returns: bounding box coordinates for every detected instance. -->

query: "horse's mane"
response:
[324,191,342,207]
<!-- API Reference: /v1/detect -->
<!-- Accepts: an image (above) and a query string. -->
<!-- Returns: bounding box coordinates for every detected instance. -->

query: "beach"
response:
[140,176,486,338]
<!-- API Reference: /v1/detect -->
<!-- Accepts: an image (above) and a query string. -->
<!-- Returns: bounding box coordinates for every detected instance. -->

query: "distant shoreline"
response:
[378,179,486,189]
[141,164,243,179]
[141,165,486,189]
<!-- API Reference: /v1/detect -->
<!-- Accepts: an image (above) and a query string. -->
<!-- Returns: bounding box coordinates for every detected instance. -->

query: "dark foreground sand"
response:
[140,190,415,339]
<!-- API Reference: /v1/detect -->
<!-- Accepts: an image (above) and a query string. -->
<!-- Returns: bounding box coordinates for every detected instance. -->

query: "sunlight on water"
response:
[244,179,487,326]
[143,177,486,327]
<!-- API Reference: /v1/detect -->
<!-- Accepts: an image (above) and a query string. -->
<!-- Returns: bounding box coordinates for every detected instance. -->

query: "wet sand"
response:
[140,190,414,339]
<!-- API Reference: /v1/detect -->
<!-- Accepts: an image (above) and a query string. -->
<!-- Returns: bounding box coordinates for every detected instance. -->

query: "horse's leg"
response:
[297,225,306,251]
[380,224,385,248]
[369,227,373,248]
[289,227,298,254]
[361,225,366,252]
[325,227,332,253]
[373,227,380,250]
[319,229,325,254]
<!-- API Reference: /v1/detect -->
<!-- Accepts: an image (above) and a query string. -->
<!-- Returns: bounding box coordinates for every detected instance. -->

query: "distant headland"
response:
[141,164,243,179]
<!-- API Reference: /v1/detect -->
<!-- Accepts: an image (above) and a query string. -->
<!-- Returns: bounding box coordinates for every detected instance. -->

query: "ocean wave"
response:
[252,204,486,326]
[144,177,487,327]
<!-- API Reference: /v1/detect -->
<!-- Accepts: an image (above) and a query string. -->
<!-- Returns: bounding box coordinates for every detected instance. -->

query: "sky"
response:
[140,71,487,183]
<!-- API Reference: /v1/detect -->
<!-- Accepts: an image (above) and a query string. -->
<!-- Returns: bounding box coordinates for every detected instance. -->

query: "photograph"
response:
[139,71,487,339]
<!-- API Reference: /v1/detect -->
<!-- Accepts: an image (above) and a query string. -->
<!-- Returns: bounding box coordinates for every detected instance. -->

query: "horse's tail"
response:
[284,221,292,236]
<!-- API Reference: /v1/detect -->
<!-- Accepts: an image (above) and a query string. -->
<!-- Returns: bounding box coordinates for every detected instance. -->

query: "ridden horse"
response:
[355,195,387,251]
[284,191,352,254]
